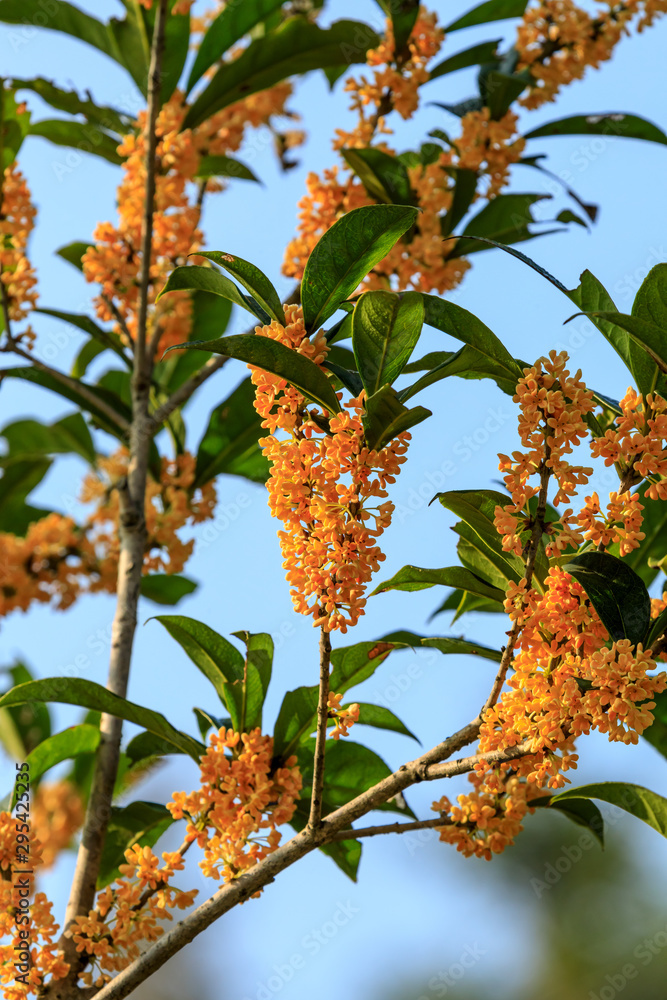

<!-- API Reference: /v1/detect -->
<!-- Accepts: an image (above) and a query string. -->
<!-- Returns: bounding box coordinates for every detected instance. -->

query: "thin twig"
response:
[150,352,230,430]
[308,625,331,830]
[328,817,451,842]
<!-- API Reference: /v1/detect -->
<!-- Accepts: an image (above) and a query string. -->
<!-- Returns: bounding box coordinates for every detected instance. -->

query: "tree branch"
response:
[150,352,230,431]
[54,3,169,990]
[328,817,451,842]
[308,625,331,830]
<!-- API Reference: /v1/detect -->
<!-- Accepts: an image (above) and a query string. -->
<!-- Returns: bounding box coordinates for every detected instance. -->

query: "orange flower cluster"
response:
[283,8,523,293]
[0,451,214,620]
[516,0,667,109]
[494,350,596,557]
[84,83,300,356]
[1,162,38,329]
[68,846,197,988]
[32,781,85,869]
[327,692,360,740]
[576,489,645,555]
[590,387,667,500]
[250,304,410,632]
[168,727,302,882]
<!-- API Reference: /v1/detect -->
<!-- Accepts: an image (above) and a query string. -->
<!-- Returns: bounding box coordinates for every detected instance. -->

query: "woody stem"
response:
[308,625,331,830]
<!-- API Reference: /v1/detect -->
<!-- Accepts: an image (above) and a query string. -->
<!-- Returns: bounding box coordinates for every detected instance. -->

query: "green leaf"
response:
[184,18,380,129]
[445,0,528,31]
[562,552,651,645]
[348,703,419,742]
[0,1,118,59]
[274,639,401,759]
[372,564,505,601]
[195,377,269,487]
[352,290,424,395]
[450,236,569,292]
[323,361,365,397]
[570,311,667,379]
[363,384,431,451]
[431,588,505,622]
[195,154,260,183]
[151,616,244,731]
[531,795,604,847]
[399,342,522,401]
[0,664,51,760]
[0,458,52,534]
[340,147,416,206]
[157,263,270,322]
[429,40,501,79]
[421,294,520,369]
[0,366,130,441]
[301,204,420,333]
[383,630,503,662]
[164,334,341,415]
[11,77,129,134]
[440,168,478,237]
[140,575,197,605]
[28,119,122,164]
[643,691,667,760]
[524,113,667,146]
[0,678,204,760]
[451,193,550,256]
[375,0,420,52]
[646,608,667,651]
[97,801,173,888]
[289,798,362,880]
[483,70,530,119]
[453,519,524,588]
[187,0,286,91]
[553,782,667,840]
[1,412,96,466]
[0,89,31,168]
[56,241,91,272]
[231,631,273,732]
[36,307,130,372]
[194,251,285,324]
[20,724,100,790]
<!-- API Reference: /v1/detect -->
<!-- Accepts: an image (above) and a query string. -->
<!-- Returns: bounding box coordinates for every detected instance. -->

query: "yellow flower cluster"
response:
[250,304,410,632]
[1,162,38,335]
[327,692,360,740]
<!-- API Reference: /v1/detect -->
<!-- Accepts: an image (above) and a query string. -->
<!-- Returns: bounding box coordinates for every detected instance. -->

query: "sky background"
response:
[1,1,667,998]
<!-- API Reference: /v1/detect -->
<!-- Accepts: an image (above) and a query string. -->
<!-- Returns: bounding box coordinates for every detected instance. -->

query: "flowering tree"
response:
[1,1,667,998]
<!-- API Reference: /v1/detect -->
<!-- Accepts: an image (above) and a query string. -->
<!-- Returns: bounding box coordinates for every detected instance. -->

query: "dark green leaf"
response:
[231,631,273,732]
[184,18,380,129]
[37,307,130,370]
[375,0,420,52]
[0,678,204,760]
[98,801,173,888]
[570,311,667,379]
[429,40,501,79]
[28,119,122,164]
[431,588,505,622]
[56,241,91,272]
[524,113,667,146]
[152,616,244,730]
[372,564,505,601]
[553,782,667,839]
[195,377,269,487]
[613,483,667,588]
[0,459,52,534]
[0,664,51,759]
[451,193,549,256]
[448,235,569,291]
[164,333,341,415]
[399,342,522,401]
[562,552,651,644]
[20,724,100,790]
[187,0,286,91]
[440,168,478,236]
[383,630,503,662]
[157,263,270,322]
[301,204,419,333]
[531,795,604,846]
[140,575,197,605]
[1,412,96,465]
[195,154,260,183]
[11,77,129,134]
[340,147,416,206]
[353,703,419,741]
[445,0,528,32]
[643,691,667,760]
[125,730,187,766]
[194,251,285,323]
[323,361,365,397]
[363,384,431,451]
[0,1,118,59]
[483,70,529,119]
[352,290,424,394]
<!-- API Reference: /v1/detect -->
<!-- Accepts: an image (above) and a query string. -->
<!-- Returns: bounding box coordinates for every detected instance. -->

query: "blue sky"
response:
[1,2,667,998]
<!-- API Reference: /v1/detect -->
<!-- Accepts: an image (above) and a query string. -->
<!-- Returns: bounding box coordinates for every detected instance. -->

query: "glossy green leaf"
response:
[451,193,550,256]
[372,564,505,601]
[56,241,91,272]
[431,588,505,622]
[185,18,380,129]
[453,519,524,587]
[195,154,260,183]
[553,782,667,840]
[429,40,501,79]
[188,0,287,91]
[340,147,416,206]
[399,342,522,401]
[375,0,420,52]
[195,377,269,487]
[363,384,431,451]
[571,311,667,378]
[21,724,101,789]
[349,703,419,742]
[383,630,503,662]
[98,801,173,888]
[140,575,197,606]
[421,294,520,368]
[301,204,419,333]
[445,0,528,32]
[484,70,530,119]
[440,168,478,237]
[152,616,244,730]
[0,1,118,59]
[1,412,96,466]
[157,264,269,322]
[231,631,273,732]
[164,333,341,414]
[0,664,51,759]
[562,552,651,645]
[0,678,204,760]
[352,290,424,395]
[28,119,122,164]
[194,251,285,323]
[524,113,667,146]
